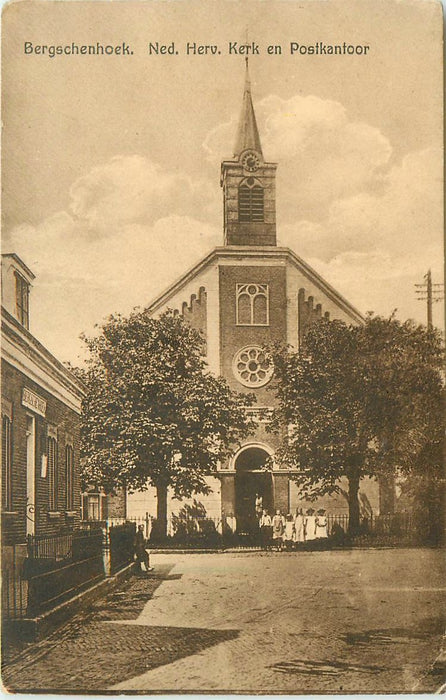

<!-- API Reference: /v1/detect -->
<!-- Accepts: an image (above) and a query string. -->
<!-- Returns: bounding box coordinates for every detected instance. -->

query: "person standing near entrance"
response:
[259,509,272,549]
[255,493,263,521]
[284,514,294,550]
[305,508,317,542]
[272,509,285,551]
[294,507,305,545]
[315,508,328,539]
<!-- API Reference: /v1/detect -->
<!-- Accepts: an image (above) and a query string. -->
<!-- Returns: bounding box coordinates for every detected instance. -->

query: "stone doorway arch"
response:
[234,444,273,534]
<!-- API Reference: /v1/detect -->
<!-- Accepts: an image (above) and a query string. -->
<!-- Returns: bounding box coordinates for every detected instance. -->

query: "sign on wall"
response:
[22,387,46,417]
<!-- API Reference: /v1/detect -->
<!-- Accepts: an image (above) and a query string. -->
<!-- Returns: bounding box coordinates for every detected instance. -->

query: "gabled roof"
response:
[146,245,364,324]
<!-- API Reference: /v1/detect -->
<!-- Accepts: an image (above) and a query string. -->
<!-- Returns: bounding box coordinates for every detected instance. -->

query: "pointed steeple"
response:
[221,63,277,246]
[233,59,263,158]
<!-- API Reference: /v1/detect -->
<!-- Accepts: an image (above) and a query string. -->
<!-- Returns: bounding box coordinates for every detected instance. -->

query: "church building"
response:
[126,66,379,530]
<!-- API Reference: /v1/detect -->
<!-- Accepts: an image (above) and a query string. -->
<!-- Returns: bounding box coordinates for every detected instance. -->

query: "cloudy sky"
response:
[2,0,443,364]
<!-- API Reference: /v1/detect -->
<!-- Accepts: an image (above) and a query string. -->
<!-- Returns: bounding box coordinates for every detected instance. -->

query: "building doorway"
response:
[234,446,273,534]
[26,414,36,536]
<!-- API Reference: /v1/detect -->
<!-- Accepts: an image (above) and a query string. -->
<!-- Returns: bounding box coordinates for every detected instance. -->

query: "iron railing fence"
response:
[2,545,28,621]
[80,511,420,544]
[2,528,105,621]
[26,528,103,561]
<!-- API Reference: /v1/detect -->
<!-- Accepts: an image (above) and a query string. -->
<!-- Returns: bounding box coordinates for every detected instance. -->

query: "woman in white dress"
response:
[271,509,285,551]
[315,508,328,538]
[305,508,317,541]
[284,514,294,550]
[294,507,305,544]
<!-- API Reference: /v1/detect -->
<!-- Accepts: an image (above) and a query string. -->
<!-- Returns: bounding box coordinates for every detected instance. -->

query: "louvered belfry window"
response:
[238,180,264,222]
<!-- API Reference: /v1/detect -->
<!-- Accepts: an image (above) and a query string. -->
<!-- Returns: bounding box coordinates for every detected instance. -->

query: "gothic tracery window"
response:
[236,283,269,325]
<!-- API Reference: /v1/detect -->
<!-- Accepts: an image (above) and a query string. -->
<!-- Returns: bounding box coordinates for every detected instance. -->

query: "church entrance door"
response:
[234,447,273,534]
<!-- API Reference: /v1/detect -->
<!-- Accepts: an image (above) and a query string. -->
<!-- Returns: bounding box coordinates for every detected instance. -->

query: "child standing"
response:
[272,509,285,551]
[294,507,305,544]
[284,514,294,550]
[305,508,317,542]
[315,508,328,538]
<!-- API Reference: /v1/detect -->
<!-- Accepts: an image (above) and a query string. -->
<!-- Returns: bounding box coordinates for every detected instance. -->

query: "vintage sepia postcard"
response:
[1,0,445,694]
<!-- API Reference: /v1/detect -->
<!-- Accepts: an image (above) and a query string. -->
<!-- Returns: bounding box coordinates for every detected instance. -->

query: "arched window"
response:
[236,284,269,325]
[238,178,264,222]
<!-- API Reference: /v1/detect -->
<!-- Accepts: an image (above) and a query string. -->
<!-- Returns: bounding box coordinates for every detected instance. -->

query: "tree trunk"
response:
[378,473,395,515]
[347,469,361,536]
[156,483,168,539]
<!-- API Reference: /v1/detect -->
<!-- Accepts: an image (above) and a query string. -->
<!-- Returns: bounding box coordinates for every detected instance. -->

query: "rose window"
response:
[232,346,273,388]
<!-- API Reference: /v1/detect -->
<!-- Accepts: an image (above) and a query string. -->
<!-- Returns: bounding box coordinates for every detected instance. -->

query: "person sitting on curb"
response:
[134,524,154,573]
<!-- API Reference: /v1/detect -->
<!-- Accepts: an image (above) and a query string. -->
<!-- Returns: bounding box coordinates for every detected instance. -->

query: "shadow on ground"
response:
[91,563,179,621]
[341,616,445,647]
[2,564,239,692]
[1,564,178,666]
[3,623,239,692]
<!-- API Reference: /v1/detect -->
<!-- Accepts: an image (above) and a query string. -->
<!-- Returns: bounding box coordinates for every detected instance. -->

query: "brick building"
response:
[125,66,380,530]
[1,253,85,546]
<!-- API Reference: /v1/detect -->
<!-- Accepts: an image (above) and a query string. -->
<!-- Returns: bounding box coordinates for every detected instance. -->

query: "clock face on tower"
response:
[241,150,260,172]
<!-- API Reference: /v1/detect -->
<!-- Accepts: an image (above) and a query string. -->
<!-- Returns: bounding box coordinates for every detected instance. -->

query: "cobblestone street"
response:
[2,548,445,693]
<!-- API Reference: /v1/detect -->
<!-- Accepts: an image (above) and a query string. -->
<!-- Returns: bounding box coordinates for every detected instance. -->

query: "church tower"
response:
[220,61,277,247]
[139,65,372,531]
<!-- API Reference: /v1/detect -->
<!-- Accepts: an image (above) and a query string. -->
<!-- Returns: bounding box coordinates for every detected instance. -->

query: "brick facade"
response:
[1,361,82,544]
[120,71,379,529]
[1,281,84,545]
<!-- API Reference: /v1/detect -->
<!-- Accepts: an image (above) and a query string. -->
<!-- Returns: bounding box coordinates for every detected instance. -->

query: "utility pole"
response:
[415,269,444,329]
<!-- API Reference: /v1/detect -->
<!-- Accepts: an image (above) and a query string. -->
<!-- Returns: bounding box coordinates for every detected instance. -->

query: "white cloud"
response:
[69,155,219,234]
[279,146,443,325]
[280,146,442,259]
[4,102,442,363]
[204,93,392,220]
[4,156,221,363]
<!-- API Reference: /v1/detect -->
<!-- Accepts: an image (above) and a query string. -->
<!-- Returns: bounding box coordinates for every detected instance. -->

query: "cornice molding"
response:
[2,308,84,413]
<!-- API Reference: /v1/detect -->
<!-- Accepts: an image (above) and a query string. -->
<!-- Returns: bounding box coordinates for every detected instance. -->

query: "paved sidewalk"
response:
[2,549,445,693]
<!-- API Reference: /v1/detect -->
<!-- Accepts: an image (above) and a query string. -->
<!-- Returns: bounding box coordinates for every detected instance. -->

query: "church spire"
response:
[221,63,277,247]
[233,58,263,158]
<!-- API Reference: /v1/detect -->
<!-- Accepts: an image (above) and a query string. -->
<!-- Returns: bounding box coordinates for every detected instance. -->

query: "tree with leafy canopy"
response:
[269,314,444,536]
[79,309,255,536]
